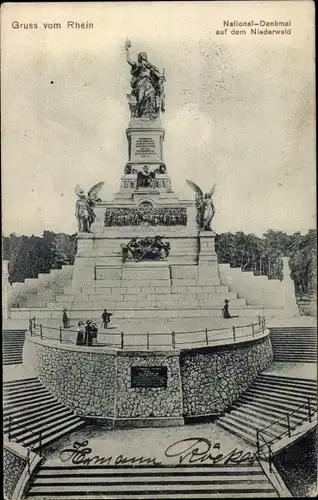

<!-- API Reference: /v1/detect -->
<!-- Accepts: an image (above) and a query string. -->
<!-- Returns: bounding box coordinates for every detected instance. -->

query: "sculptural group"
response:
[122,236,170,262]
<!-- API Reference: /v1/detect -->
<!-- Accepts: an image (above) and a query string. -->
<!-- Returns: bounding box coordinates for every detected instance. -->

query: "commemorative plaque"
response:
[131,134,161,162]
[131,366,168,388]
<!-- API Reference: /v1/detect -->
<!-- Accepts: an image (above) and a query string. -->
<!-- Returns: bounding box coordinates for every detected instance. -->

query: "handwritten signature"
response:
[60,440,162,466]
[59,438,256,466]
[165,437,257,465]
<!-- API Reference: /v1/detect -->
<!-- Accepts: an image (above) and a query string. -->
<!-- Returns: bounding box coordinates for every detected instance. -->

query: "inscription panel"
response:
[131,135,161,162]
[131,366,168,388]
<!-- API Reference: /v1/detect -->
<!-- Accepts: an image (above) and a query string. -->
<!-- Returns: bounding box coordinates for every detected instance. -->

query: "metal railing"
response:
[6,414,42,474]
[256,396,316,473]
[28,316,267,350]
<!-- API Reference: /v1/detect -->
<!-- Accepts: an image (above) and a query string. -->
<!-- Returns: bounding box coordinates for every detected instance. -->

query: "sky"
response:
[1,1,315,237]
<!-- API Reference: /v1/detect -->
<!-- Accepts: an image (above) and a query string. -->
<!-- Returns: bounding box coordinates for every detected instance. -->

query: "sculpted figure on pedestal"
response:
[137,165,156,188]
[122,235,170,262]
[125,39,166,119]
[186,179,216,231]
[75,182,104,233]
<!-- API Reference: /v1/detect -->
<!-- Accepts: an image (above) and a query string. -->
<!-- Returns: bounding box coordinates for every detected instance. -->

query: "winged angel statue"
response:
[75,182,104,233]
[186,180,216,231]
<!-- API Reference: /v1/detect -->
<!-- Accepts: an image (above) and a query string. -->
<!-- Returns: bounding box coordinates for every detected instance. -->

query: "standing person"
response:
[63,309,70,328]
[85,320,93,347]
[222,299,231,319]
[222,299,239,319]
[91,322,98,347]
[102,309,113,329]
[76,321,85,346]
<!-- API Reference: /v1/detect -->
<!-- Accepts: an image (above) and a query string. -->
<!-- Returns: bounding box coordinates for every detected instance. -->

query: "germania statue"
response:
[125,39,166,119]
[75,182,104,233]
[186,180,216,231]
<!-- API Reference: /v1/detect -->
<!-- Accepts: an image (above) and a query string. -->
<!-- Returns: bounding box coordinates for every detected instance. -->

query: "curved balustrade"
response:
[28,316,267,350]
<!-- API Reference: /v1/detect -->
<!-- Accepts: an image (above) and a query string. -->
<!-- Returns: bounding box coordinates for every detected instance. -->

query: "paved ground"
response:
[266,316,317,328]
[3,364,36,383]
[263,362,316,380]
[4,313,316,335]
[3,315,268,351]
[45,419,256,466]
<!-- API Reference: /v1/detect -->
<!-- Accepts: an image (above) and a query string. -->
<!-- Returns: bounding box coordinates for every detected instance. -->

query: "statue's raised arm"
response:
[125,39,135,67]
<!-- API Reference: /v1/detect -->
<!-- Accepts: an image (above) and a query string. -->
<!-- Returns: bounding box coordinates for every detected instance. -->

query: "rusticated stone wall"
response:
[116,351,182,419]
[23,339,117,417]
[4,446,25,499]
[180,336,273,416]
[24,333,272,424]
[23,338,183,422]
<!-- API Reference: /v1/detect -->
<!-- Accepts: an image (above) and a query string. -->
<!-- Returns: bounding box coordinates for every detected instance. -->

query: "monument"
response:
[69,39,220,313]
[18,41,290,431]
[11,41,289,325]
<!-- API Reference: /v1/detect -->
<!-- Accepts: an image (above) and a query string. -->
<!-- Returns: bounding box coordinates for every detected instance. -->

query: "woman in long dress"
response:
[91,322,98,347]
[125,41,162,119]
[222,299,231,319]
[76,321,85,346]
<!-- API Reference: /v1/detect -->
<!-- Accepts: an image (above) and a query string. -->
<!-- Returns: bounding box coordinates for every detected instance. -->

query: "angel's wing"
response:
[186,179,203,199]
[209,183,217,196]
[75,185,83,197]
[88,182,104,200]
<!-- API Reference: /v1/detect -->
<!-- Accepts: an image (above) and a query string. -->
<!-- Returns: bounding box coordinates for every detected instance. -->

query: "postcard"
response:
[2,1,316,499]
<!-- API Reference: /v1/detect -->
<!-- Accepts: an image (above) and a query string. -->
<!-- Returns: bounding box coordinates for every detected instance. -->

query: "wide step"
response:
[3,378,86,451]
[269,327,317,363]
[2,329,26,365]
[216,375,317,445]
[25,464,277,499]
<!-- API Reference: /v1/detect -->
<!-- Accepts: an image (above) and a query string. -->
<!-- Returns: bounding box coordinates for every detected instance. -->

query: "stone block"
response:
[122,267,170,281]
[154,286,172,294]
[197,278,221,285]
[140,286,157,293]
[171,286,188,294]
[95,266,122,279]
[172,279,197,287]
[95,287,113,294]
[95,280,121,287]
[170,266,198,279]
[122,287,142,295]
[122,279,171,287]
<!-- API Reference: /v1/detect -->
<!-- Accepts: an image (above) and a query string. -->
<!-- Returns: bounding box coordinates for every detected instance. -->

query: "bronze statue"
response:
[125,39,166,119]
[137,165,156,188]
[186,180,216,231]
[122,236,170,262]
[75,182,104,233]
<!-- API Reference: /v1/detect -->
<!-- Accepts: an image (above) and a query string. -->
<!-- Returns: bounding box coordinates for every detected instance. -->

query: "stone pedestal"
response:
[198,231,219,281]
[126,117,164,168]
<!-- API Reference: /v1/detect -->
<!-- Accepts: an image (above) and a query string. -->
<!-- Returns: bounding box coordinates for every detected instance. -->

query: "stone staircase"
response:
[10,264,284,321]
[269,327,317,363]
[216,374,317,446]
[3,378,86,452]
[25,463,278,498]
[2,330,26,365]
[9,265,73,308]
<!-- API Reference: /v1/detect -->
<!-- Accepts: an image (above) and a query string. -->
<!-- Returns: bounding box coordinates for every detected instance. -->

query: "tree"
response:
[2,231,77,284]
